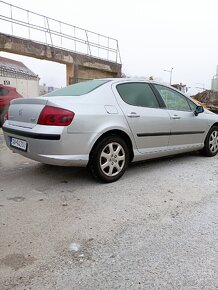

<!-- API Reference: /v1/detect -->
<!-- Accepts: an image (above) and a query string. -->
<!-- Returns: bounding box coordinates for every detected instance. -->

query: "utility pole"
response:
[164,67,174,85]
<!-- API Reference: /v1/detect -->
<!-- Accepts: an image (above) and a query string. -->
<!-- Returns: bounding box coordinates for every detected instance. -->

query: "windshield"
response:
[0,88,9,96]
[45,80,109,97]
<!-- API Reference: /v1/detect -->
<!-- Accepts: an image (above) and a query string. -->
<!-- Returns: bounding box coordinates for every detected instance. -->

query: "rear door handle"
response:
[127,112,140,118]
[172,115,181,120]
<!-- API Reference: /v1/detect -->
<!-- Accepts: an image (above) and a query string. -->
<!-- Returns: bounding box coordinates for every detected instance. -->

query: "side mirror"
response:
[194,105,204,116]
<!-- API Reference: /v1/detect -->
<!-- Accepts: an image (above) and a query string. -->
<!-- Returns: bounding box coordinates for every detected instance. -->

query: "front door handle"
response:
[172,115,181,120]
[127,112,140,118]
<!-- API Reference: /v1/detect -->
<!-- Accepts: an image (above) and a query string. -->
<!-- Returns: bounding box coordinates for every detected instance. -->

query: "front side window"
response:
[116,82,160,108]
[45,79,109,97]
[154,85,190,111]
[187,98,197,110]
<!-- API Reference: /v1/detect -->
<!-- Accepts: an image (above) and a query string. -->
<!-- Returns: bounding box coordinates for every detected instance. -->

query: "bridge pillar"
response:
[66,63,77,85]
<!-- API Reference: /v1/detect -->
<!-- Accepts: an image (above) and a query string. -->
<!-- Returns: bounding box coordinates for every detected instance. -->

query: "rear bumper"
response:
[27,153,89,166]
[2,123,91,167]
[3,127,61,140]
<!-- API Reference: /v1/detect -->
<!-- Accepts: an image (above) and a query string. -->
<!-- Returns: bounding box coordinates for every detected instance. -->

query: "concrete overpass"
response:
[0,1,122,85]
[0,33,122,85]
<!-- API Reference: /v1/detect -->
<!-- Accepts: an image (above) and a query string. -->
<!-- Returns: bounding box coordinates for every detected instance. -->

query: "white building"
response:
[39,83,59,96]
[211,65,218,91]
[0,56,39,97]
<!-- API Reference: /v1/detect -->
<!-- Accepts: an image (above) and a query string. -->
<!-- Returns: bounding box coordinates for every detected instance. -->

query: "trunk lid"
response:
[8,98,48,128]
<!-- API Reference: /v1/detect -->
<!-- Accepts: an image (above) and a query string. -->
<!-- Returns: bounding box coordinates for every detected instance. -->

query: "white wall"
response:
[0,76,39,97]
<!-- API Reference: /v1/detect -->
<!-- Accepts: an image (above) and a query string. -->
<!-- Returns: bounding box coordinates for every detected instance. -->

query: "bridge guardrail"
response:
[0,1,121,64]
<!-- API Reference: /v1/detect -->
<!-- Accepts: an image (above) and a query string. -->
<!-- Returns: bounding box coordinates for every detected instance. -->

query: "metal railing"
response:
[0,1,121,63]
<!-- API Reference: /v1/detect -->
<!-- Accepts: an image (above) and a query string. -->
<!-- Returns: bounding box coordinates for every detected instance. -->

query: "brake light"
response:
[37,106,75,126]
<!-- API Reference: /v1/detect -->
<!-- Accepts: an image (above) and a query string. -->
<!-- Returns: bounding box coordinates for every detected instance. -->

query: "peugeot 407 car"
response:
[2,79,218,182]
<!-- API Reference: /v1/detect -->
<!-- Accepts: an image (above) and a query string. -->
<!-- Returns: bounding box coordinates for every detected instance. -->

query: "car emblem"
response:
[18,109,23,116]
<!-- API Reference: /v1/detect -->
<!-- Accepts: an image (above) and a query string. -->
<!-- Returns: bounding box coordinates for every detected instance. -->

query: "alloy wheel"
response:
[209,130,218,154]
[100,142,125,177]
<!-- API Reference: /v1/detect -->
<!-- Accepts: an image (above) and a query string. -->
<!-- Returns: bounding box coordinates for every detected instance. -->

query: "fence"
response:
[0,1,121,64]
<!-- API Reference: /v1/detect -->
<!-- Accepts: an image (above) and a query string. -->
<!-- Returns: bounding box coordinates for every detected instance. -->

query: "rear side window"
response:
[116,83,160,108]
[45,80,109,97]
[0,88,9,96]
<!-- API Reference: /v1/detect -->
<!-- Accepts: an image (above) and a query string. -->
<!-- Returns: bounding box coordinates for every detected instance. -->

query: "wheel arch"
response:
[211,122,218,128]
[201,123,218,157]
[89,129,134,162]
[205,122,218,141]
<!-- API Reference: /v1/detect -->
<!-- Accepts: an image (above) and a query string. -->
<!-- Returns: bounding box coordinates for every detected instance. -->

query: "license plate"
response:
[10,137,28,151]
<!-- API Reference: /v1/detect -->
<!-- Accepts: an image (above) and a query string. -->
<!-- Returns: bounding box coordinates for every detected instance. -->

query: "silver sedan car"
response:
[3,79,218,182]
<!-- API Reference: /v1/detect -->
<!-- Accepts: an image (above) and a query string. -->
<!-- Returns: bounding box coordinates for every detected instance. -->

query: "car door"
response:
[153,84,208,149]
[112,82,171,154]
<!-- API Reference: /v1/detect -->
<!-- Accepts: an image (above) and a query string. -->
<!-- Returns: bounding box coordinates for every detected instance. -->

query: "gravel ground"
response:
[0,128,218,290]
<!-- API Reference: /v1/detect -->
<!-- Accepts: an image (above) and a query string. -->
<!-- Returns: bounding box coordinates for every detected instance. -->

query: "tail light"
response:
[37,106,75,126]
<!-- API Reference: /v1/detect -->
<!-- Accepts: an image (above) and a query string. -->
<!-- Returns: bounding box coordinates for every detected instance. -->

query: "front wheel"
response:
[89,136,130,183]
[201,126,218,157]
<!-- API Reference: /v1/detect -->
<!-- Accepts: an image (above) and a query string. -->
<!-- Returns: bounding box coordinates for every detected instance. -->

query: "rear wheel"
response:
[89,136,130,183]
[201,126,218,157]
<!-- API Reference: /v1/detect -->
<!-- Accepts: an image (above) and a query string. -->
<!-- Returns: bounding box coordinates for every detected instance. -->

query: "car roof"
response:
[96,77,169,85]
[98,78,192,99]
[95,78,175,90]
[0,84,17,90]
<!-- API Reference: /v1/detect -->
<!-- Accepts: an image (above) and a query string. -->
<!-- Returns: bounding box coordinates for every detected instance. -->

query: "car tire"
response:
[89,136,130,183]
[201,126,218,157]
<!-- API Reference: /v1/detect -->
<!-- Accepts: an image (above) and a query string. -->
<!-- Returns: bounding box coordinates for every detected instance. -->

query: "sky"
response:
[0,0,218,94]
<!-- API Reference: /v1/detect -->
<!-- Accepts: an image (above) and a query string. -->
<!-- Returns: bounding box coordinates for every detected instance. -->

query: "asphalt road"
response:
[0,128,218,290]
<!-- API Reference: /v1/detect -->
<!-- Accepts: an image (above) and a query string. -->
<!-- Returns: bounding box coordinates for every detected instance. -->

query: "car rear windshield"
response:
[45,80,109,97]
